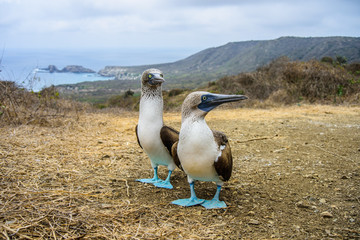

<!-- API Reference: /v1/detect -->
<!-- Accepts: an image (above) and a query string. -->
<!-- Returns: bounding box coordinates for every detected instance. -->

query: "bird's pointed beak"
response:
[198,93,248,112]
[209,94,248,104]
[148,73,165,86]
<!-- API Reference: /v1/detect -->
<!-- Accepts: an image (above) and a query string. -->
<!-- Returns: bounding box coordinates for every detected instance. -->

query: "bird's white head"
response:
[181,91,248,121]
[141,68,164,87]
[140,68,165,98]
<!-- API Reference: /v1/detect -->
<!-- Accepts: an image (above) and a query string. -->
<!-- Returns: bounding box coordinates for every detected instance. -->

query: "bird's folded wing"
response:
[160,125,182,170]
[212,130,233,181]
[135,124,143,149]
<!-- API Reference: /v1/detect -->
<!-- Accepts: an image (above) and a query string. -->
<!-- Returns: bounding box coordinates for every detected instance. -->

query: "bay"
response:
[29,71,114,92]
[0,47,198,91]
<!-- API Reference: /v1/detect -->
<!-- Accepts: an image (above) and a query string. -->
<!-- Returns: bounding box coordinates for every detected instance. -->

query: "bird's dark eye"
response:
[160,73,163,78]
[202,95,207,101]
[148,74,153,79]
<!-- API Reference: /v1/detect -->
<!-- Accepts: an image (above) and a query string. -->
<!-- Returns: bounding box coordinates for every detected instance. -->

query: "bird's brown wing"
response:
[160,125,179,155]
[212,130,233,181]
[160,125,183,170]
[171,141,183,170]
[135,124,143,149]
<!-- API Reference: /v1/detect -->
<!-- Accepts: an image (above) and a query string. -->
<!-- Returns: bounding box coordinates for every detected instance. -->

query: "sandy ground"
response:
[1,105,359,239]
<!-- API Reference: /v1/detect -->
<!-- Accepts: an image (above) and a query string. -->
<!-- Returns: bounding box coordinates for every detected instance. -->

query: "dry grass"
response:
[0,82,88,127]
[215,57,360,106]
[1,105,359,239]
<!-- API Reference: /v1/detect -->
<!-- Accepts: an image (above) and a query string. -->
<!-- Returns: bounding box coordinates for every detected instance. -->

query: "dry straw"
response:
[1,105,360,239]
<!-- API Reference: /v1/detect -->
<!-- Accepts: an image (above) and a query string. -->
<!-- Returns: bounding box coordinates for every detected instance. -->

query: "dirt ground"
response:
[1,105,359,239]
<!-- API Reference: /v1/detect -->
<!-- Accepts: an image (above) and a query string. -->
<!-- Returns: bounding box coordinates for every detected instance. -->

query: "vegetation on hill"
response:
[213,56,360,106]
[1,57,359,126]
[100,57,360,110]
[57,37,360,99]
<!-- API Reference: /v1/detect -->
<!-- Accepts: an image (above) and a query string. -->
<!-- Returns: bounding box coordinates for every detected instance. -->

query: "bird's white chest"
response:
[137,96,172,166]
[178,119,220,181]
[138,98,163,152]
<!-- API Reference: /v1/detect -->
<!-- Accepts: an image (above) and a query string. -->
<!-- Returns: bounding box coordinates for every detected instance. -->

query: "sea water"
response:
[29,71,114,92]
[0,47,197,91]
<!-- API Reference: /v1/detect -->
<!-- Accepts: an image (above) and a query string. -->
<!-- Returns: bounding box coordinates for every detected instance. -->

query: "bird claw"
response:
[201,199,227,209]
[172,197,205,207]
[154,180,173,189]
[136,178,162,184]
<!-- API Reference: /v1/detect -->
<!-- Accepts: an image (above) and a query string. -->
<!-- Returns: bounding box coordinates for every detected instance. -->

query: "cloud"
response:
[1,0,359,49]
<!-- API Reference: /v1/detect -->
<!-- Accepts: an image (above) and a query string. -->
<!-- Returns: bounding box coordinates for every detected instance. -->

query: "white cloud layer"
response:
[1,0,359,50]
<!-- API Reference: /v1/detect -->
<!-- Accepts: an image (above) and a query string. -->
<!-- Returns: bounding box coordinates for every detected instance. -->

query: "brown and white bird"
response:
[135,69,179,189]
[170,91,247,209]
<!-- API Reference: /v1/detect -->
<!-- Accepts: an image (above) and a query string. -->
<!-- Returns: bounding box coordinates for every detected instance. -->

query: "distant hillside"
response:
[57,36,360,97]
[110,57,360,110]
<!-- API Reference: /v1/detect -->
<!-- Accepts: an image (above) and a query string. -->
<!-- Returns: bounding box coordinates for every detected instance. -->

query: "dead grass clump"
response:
[0,81,89,126]
[265,89,292,105]
[167,88,185,97]
[282,60,358,103]
[107,92,140,111]
[215,57,360,106]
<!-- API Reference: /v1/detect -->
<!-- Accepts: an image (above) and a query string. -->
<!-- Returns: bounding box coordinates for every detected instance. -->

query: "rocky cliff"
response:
[43,65,96,73]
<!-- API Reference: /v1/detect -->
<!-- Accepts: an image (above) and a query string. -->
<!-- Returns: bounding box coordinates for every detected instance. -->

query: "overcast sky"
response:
[1,0,359,51]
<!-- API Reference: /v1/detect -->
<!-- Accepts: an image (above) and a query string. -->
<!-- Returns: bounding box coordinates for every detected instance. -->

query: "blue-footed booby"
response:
[135,69,179,189]
[171,91,248,209]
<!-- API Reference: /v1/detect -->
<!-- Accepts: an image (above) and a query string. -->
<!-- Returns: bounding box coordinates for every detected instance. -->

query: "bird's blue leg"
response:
[201,185,227,209]
[172,182,204,207]
[136,166,162,184]
[154,170,173,189]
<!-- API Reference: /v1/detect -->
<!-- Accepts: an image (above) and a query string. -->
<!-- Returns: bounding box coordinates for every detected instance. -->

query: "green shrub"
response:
[321,56,334,64]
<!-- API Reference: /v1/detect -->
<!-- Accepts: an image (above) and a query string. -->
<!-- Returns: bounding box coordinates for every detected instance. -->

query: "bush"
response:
[0,82,87,126]
[167,88,184,97]
[107,91,139,110]
[214,57,360,105]
[321,56,334,64]
[346,62,360,76]
[124,89,134,98]
[335,56,347,65]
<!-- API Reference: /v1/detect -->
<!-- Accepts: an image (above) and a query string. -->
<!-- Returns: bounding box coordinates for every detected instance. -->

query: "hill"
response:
[101,57,360,110]
[57,36,360,100]
[99,36,360,85]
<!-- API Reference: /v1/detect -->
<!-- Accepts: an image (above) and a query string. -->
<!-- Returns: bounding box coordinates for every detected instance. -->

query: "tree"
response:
[335,56,347,65]
[124,89,134,98]
[320,56,333,64]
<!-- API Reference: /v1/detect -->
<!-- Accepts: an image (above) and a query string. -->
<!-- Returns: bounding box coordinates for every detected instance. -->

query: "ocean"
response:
[0,47,197,91]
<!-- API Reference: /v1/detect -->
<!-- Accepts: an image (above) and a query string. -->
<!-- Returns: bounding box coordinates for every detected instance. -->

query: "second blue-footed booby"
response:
[135,69,179,189]
[171,91,248,209]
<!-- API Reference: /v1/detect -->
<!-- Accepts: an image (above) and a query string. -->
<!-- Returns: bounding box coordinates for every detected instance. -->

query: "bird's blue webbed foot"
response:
[136,177,162,184]
[201,185,227,209]
[153,170,173,189]
[172,197,204,207]
[201,199,227,209]
[171,182,204,207]
[154,180,173,189]
[136,167,162,184]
